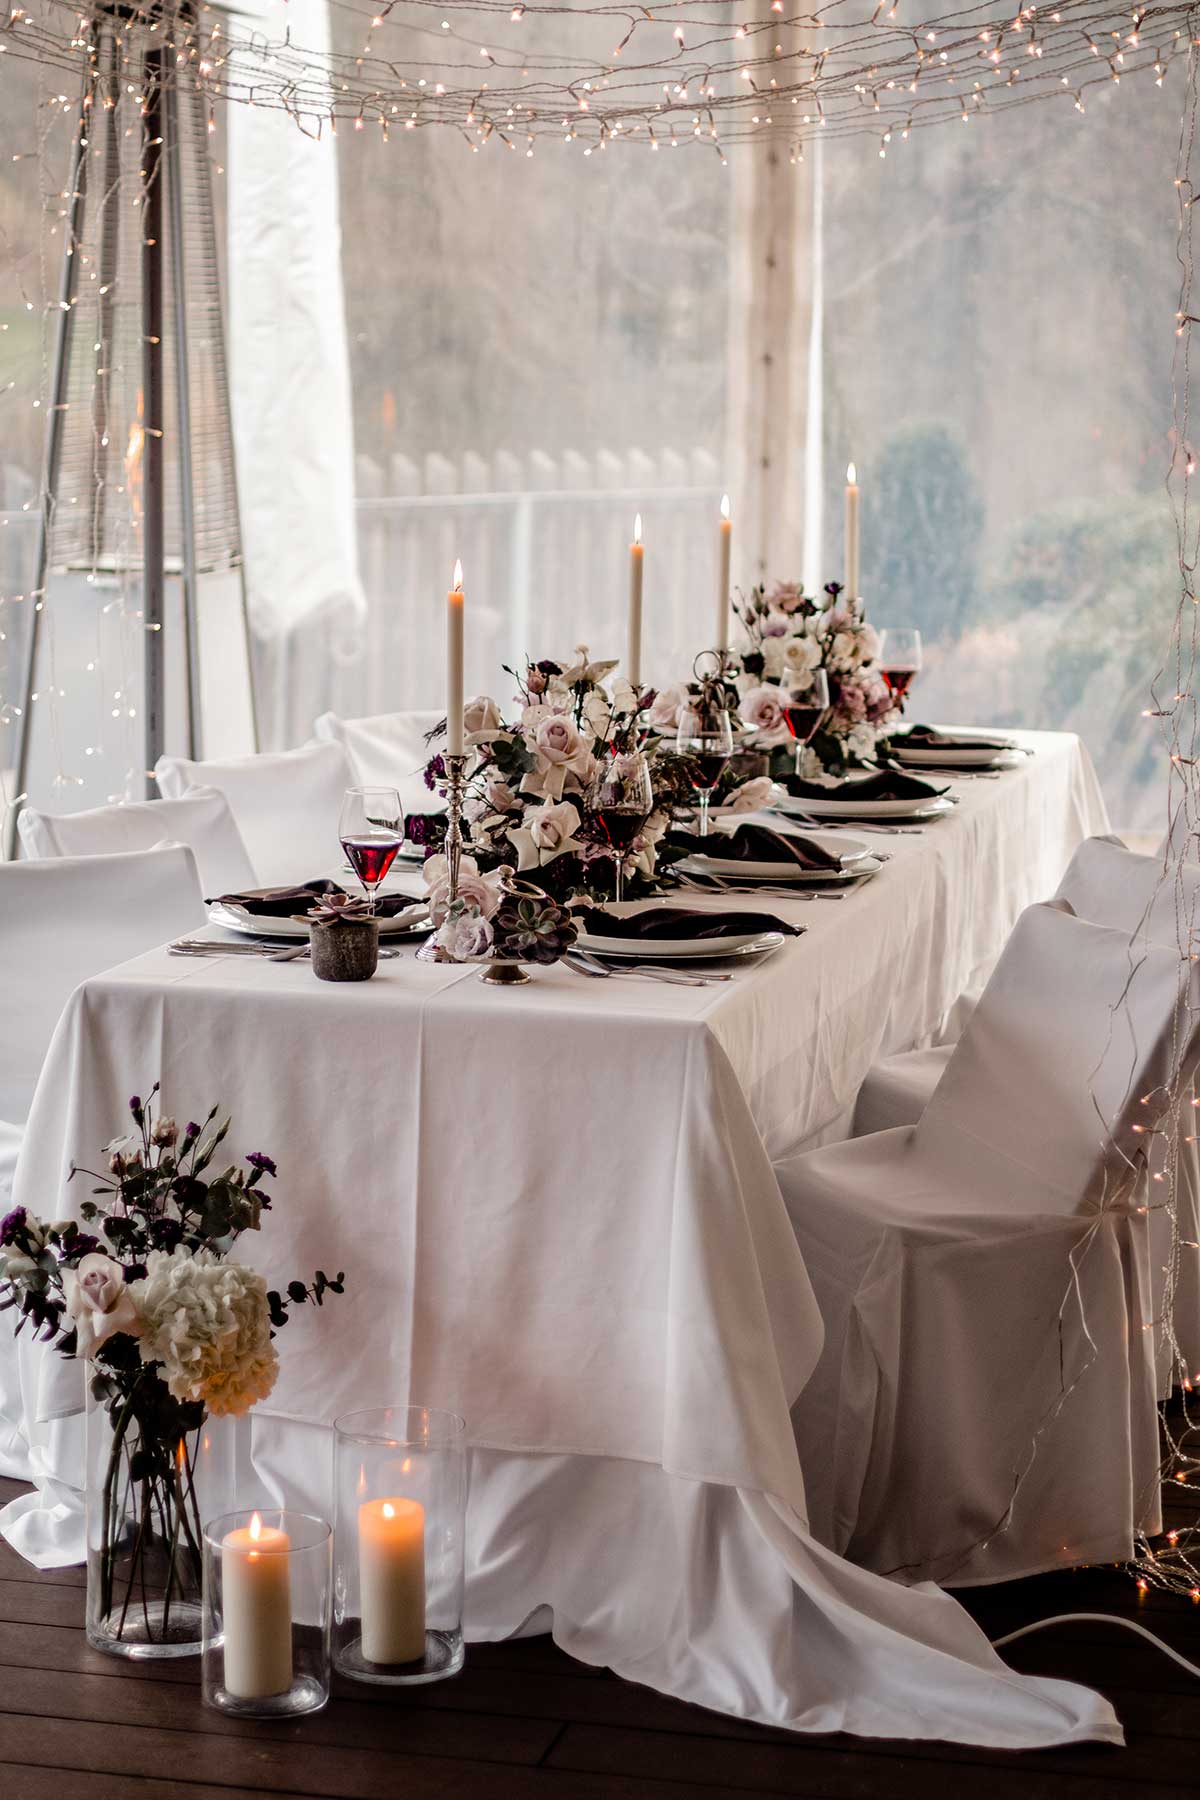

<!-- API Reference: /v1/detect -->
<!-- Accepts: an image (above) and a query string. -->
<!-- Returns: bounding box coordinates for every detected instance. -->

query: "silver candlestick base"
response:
[442,752,469,904]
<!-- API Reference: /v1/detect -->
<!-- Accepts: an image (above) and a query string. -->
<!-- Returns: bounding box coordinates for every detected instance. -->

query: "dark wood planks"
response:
[2,1476,1200,1798]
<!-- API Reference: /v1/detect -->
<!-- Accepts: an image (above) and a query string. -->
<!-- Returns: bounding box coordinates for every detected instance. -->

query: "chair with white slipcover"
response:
[0,841,205,1146]
[17,787,256,896]
[313,709,443,823]
[155,739,354,887]
[777,900,1200,1587]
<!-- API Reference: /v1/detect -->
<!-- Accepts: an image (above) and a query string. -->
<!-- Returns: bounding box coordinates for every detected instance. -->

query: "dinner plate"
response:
[706,826,872,866]
[775,792,955,821]
[677,852,883,885]
[890,745,1022,771]
[576,928,788,962]
[207,900,432,941]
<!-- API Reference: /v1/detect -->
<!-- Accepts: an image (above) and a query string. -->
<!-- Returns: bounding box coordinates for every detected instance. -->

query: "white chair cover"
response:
[155,740,354,887]
[313,709,443,822]
[778,902,1200,1586]
[0,1120,20,1204]
[17,787,256,896]
[0,843,205,1125]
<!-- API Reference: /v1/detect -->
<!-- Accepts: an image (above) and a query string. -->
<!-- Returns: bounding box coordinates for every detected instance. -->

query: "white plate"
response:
[207,900,431,941]
[678,853,882,885]
[708,783,791,820]
[891,745,1021,770]
[577,929,788,962]
[777,792,955,821]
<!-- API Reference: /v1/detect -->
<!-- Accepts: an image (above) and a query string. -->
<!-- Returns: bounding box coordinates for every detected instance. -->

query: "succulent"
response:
[307,893,372,925]
[492,892,578,965]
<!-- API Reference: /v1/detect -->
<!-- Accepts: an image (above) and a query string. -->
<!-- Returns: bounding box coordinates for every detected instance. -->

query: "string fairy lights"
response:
[0,0,1192,162]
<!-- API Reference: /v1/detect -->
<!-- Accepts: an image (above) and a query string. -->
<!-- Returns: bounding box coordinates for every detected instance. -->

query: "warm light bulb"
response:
[452,558,463,590]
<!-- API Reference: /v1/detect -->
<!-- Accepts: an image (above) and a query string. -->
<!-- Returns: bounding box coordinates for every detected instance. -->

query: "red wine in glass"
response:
[592,808,647,852]
[688,751,732,792]
[784,703,826,743]
[341,835,403,888]
[882,668,918,702]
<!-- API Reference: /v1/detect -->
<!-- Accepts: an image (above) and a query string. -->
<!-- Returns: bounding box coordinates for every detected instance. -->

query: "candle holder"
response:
[333,1405,468,1687]
[441,753,470,906]
[201,1510,332,1719]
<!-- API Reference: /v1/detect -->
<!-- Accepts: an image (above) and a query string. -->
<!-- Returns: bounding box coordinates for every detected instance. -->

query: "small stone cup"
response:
[310,918,380,982]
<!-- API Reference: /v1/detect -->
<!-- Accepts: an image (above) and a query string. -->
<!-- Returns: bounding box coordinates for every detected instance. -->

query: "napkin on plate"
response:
[780,768,949,804]
[209,881,425,921]
[665,822,843,871]
[576,906,804,941]
[890,724,1016,754]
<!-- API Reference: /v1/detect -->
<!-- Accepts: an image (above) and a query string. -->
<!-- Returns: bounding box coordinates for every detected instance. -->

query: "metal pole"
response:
[142,45,166,796]
[5,63,91,860]
[165,71,202,759]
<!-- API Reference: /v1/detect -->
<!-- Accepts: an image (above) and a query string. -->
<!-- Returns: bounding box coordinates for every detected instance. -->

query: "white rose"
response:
[423,852,502,925]
[484,778,518,812]
[582,690,615,740]
[463,695,503,737]
[726,776,775,813]
[739,684,787,737]
[63,1251,143,1359]
[508,799,582,871]
[647,683,689,733]
[436,909,494,960]
[531,712,582,765]
[610,675,639,715]
[830,631,860,671]
[761,637,787,680]
[783,635,822,675]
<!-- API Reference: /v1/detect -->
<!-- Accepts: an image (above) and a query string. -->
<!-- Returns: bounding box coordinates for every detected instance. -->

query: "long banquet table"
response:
[1,730,1123,1748]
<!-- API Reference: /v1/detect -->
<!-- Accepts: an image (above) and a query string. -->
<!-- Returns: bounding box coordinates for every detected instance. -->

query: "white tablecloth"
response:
[1,730,1120,1748]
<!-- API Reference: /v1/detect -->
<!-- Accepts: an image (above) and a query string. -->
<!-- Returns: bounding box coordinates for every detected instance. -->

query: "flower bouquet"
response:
[733,581,899,773]
[0,1087,344,1657]
[418,649,673,913]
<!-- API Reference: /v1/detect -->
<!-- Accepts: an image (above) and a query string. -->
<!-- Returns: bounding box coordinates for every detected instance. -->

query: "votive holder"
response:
[333,1404,468,1686]
[201,1509,332,1718]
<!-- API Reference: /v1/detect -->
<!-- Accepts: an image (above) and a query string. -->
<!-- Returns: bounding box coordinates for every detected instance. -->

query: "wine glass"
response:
[339,787,404,914]
[587,747,654,905]
[782,667,831,775]
[675,704,734,840]
[877,628,923,710]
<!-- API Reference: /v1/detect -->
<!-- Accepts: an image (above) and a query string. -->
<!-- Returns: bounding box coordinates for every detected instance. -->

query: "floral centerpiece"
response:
[732,581,898,773]
[418,649,674,926]
[0,1087,344,1656]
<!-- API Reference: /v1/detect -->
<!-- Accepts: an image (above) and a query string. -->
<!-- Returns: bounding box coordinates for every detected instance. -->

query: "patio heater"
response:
[6,1,256,855]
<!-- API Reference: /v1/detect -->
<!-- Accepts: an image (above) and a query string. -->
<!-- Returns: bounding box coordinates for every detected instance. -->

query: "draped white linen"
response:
[0,731,1118,1745]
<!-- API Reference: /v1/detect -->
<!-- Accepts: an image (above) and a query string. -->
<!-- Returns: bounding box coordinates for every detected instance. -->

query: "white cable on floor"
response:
[992,1612,1200,1680]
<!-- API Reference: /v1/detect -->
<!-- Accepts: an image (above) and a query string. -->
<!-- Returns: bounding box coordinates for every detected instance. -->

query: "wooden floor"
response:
[2,1475,1200,1799]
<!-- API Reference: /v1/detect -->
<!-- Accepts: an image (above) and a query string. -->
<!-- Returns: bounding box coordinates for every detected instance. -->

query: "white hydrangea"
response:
[132,1247,279,1417]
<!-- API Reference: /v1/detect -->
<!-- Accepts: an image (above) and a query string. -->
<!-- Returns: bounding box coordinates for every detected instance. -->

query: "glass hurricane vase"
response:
[85,1360,233,1659]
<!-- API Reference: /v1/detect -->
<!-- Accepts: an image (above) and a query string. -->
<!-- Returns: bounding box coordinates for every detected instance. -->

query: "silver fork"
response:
[566,949,730,987]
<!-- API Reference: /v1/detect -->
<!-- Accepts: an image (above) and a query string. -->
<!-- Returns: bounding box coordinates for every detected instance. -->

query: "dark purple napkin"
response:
[210,881,424,921]
[780,768,948,804]
[666,823,842,872]
[890,724,1015,754]
[577,906,803,941]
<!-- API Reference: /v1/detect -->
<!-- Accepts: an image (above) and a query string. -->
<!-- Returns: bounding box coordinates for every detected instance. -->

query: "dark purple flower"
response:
[246,1152,277,1178]
[184,1121,201,1141]
[129,1094,142,1118]
[0,1205,27,1246]
[424,754,446,792]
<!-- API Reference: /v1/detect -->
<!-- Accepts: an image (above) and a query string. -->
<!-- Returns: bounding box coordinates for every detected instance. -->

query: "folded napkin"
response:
[891,724,1015,754]
[666,823,842,872]
[210,881,424,921]
[780,768,949,804]
[577,906,804,941]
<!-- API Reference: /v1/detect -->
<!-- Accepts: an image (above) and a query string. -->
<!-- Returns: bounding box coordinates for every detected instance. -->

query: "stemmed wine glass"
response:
[339,787,405,915]
[675,704,734,840]
[587,746,654,906]
[782,667,831,775]
[876,628,923,710]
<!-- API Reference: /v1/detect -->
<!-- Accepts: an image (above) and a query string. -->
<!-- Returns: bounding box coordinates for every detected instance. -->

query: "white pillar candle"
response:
[447,559,465,756]
[844,463,860,603]
[358,1496,426,1665]
[627,513,644,690]
[221,1512,293,1700]
[716,493,732,652]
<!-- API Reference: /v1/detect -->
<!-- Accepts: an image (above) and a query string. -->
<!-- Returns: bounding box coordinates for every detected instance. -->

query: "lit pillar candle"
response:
[716,493,732,651]
[358,1496,426,1665]
[447,559,465,756]
[844,463,860,603]
[221,1512,293,1700]
[627,513,644,690]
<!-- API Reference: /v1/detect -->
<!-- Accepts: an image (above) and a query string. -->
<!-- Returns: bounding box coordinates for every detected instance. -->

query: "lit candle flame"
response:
[846,462,857,485]
[452,558,463,591]
[382,1501,396,1520]
[249,1511,263,1542]
[633,513,642,545]
[720,493,730,521]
